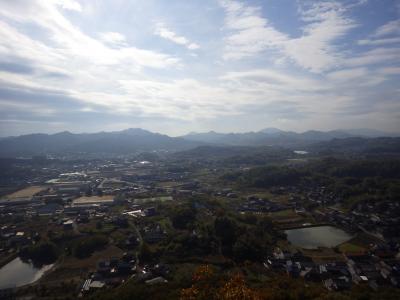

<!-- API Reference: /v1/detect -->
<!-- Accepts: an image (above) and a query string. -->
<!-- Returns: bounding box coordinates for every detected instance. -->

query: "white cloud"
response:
[219,0,357,73]
[326,67,385,86]
[55,0,82,12]
[372,20,400,37]
[154,23,199,50]
[0,99,57,116]
[0,1,179,70]
[283,1,357,72]
[187,43,200,50]
[378,67,400,75]
[218,0,287,60]
[344,47,400,67]
[358,37,400,46]
[99,32,127,46]
[326,67,368,80]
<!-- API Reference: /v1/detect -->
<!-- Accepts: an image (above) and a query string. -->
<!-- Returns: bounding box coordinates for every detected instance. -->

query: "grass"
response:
[158,217,173,232]
[345,232,382,248]
[338,242,366,254]
[269,209,297,219]
[269,208,317,228]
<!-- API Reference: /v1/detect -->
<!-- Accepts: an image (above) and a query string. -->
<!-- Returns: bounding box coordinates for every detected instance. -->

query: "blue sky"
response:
[0,0,399,136]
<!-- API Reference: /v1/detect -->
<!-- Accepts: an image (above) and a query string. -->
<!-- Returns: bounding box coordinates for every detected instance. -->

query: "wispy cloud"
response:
[55,0,82,12]
[154,22,199,50]
[99,32,127,47]
[0,1,180,70]
[219,0,357,73]
[371,20,400,37]
[218,0,287,60]
[358,37,400,46]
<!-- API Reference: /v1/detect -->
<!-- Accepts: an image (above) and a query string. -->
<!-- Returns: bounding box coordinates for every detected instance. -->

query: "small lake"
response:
[0,257,53,289]
[285,226,352,249]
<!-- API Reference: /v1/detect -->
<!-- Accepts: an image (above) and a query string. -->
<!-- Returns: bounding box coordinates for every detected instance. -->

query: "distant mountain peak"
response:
[259,127,284,134]
[120,128,154,136]
[53,131,73,136]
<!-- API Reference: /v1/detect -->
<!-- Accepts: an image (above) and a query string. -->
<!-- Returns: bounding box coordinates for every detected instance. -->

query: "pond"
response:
[285,226,352,249]
[0,257,53,289]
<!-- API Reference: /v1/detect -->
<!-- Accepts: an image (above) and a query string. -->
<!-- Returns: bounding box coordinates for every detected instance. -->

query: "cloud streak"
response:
[154,22,199,50]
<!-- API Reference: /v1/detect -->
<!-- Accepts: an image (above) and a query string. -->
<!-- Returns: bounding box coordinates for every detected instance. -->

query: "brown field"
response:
[4,186,46,199]
[301,248,345,263]
[158,181,181,188]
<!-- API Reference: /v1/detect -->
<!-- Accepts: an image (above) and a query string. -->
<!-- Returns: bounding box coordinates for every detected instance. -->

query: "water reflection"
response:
[285,226,352,249]
[0,257,53,288]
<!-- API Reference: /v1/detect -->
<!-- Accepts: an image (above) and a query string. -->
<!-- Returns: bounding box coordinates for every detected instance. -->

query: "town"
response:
[0,145,399,299]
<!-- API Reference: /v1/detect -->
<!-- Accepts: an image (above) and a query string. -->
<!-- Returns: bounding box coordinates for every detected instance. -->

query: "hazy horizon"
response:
[0,126,399,139]
[0,0,399,136]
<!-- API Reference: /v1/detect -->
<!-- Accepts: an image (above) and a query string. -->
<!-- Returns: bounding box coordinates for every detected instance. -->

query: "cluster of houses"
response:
[141,223,167,244]
[314,202,400,248]
[0,227,33,251]
[79,253,170,296]
[265,248,400,291]
[271,185,343,207]
[80,254,136,296]
[238,195,289,213]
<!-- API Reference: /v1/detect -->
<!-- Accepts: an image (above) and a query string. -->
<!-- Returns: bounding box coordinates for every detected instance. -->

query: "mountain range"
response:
[0,127,398,157]
[0,128,200,157]
[181,128,398,146]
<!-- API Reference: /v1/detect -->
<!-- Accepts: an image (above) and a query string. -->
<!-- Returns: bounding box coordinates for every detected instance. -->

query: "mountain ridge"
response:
[0,127,398,157]
[0,128,201,157]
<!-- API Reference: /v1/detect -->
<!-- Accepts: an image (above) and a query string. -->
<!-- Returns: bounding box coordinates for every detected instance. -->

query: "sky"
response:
[0,0,399,136]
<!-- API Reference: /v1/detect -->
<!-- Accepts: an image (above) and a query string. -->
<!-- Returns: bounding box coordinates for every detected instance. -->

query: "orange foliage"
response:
[217,274,262,300]
[181,265,262,300]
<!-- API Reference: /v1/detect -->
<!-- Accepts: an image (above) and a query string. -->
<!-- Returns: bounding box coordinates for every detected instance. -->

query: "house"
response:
[324,276,351,291]
[36,203,62,216]
[10,232,29,247]
[142,225,166,244]
[63,219,74,230]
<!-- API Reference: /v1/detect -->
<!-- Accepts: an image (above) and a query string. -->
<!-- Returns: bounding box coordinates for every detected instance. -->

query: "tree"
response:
[73,235,108,258]
[172,206,196,230]
[180,266,261,300]
[217,274,262,300]
[214,217,237,246]
[139,242,154,262]
[20,242,59,265]
[96,221,103,230]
